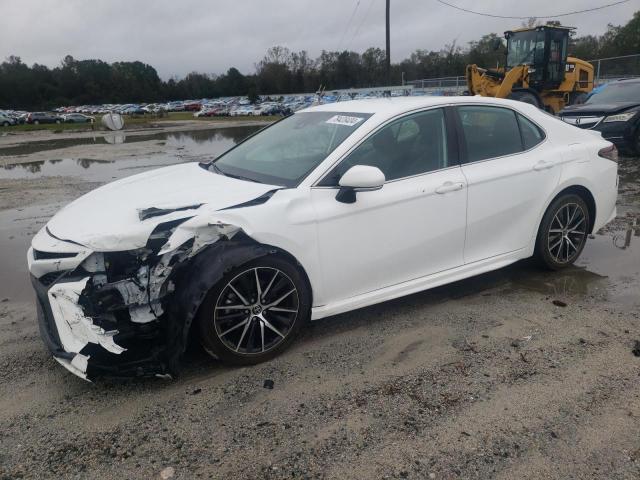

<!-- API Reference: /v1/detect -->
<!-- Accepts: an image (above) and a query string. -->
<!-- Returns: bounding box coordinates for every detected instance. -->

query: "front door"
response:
[311,107,468,304]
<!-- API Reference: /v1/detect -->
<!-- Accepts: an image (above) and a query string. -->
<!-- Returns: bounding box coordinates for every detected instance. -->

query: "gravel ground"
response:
[0,127,638,480]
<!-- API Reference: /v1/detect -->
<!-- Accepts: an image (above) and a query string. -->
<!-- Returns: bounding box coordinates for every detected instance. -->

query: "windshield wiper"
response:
[223,171,261,183]
[202,161,261,183]
[210,163,226,176]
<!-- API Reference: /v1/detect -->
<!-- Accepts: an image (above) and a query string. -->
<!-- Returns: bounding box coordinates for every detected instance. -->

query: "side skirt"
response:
[310,248,528,320]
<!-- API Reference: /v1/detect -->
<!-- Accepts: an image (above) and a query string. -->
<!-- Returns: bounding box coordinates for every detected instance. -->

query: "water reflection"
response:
[0,126,260,182]
[0,125,260,157]
[104,132,126,145]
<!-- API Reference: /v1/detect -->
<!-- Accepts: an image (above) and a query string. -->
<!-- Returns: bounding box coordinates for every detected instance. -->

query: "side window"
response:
[319,108,449,185]
[456,106,523,162]
[517,113,545,150]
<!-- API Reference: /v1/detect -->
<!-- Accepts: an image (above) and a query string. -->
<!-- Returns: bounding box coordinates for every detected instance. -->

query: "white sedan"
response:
[27,96,618,379]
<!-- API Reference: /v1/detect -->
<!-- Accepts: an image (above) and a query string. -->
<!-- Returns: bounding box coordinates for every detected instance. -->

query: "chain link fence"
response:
[590,54,640,84]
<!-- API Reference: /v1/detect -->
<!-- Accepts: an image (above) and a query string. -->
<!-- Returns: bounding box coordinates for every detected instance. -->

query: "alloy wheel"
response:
[213,267,299,355]
[547,202,587,264]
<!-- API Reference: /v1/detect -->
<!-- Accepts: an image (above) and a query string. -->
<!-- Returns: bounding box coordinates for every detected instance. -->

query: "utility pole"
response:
[385,0,391,86]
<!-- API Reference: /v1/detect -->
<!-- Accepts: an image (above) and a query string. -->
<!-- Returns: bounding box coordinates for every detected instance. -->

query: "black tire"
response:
[508,90,542,108]
[55,119,61,124]
[2,121,8,127]
[535,194,590,270]
[33,120,39,125]
[196,256,311,365]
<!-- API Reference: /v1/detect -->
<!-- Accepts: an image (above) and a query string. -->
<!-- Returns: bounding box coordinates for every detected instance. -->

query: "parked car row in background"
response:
[2,79,638,156]
[0,110,95,126]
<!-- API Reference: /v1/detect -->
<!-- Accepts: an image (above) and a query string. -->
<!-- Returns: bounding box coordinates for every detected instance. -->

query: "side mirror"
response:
[335,165,385,204]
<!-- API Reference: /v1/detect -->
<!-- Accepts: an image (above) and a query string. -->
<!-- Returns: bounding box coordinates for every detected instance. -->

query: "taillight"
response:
[598,144,618,163]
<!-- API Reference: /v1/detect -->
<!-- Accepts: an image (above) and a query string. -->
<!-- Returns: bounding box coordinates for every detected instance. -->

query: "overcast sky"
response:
[1,0,637,79]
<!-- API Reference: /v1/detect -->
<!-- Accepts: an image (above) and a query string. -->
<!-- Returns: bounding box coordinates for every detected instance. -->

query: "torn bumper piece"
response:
[48,278,125,355]
[30,219,250,380]
[46,278,124,380]
[31,272,163,380]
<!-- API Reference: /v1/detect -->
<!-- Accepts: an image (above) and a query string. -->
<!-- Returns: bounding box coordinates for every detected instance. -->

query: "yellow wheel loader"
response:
[466,26,594,114]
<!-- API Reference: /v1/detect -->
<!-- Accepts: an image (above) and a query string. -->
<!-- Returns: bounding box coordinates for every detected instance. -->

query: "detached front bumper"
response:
[28,215,247,380]
[27,229,170,380]
[32,275,93,379]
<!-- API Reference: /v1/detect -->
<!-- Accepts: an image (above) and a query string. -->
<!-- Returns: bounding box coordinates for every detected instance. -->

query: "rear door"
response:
[455,105,562,263]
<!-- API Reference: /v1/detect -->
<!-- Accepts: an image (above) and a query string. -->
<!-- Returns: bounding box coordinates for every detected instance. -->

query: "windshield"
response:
[212,111,372,187]
[507,30,544,68]
[586,82,640,104]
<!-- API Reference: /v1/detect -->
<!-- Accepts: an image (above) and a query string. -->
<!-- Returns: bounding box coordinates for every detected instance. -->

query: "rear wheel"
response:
[2,121,8,127]
[33,120,39,125]
[196,256,310,365]
[535,194,590,270]
[508,90,542,108]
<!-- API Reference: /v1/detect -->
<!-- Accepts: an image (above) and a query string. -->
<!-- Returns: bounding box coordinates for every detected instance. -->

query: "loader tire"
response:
[508,90,542,109]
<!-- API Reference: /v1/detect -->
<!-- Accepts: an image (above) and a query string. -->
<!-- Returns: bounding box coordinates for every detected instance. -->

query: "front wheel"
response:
[535,194,590,270]
[196,256,311,365]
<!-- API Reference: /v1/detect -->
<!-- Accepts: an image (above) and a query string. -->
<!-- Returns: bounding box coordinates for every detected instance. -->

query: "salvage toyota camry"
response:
[28,96,618,380]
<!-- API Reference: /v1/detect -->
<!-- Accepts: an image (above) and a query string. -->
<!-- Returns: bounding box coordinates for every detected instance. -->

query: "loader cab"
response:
[505,26,571,91]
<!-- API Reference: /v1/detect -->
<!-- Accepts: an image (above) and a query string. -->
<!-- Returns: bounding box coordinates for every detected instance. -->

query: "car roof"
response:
[301,95,530,122]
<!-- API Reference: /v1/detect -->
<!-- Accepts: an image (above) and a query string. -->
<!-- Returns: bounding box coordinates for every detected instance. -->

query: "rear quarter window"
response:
[517,113,545,150]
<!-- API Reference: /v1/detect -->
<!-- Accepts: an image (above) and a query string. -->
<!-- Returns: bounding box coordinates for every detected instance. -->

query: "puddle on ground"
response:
[0,203,63,302]
[0,127,262,183]
[416,221,639,308]
[0,125,260,158]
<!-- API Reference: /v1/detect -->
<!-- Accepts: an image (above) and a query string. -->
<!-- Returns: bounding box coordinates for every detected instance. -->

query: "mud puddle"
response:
[0,157,192,183]
[0,203,63,303]
[0,125,259,158]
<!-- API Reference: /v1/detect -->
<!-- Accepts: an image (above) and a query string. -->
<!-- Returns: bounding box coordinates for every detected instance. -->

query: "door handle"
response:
[533,160,554,171]
[435,181,465,194]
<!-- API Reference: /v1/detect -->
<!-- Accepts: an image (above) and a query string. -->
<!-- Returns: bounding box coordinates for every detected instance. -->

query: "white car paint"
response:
[45,162,278,251]
[311,165,468,302]
[28,96,618,379]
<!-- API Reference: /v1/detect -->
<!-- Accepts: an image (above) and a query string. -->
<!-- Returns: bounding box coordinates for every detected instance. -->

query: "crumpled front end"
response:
[28,217,243,380]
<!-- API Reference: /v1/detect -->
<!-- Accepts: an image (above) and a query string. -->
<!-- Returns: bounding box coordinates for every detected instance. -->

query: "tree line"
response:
[1,10,637,110]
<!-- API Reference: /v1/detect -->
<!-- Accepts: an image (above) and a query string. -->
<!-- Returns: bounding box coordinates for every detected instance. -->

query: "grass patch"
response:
[2,121,96,133]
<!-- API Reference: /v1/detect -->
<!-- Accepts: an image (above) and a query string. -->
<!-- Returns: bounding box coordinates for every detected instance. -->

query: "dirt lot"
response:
[0,124,638,479]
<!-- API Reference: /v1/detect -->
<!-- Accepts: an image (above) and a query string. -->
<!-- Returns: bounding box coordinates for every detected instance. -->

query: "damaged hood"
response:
[46,162,278,251]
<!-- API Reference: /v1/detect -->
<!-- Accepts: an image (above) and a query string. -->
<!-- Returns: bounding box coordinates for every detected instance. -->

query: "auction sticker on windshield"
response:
[326,115,364,127]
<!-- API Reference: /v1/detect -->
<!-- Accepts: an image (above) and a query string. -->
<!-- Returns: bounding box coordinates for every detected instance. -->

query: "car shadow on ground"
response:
[174,258,606,379]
